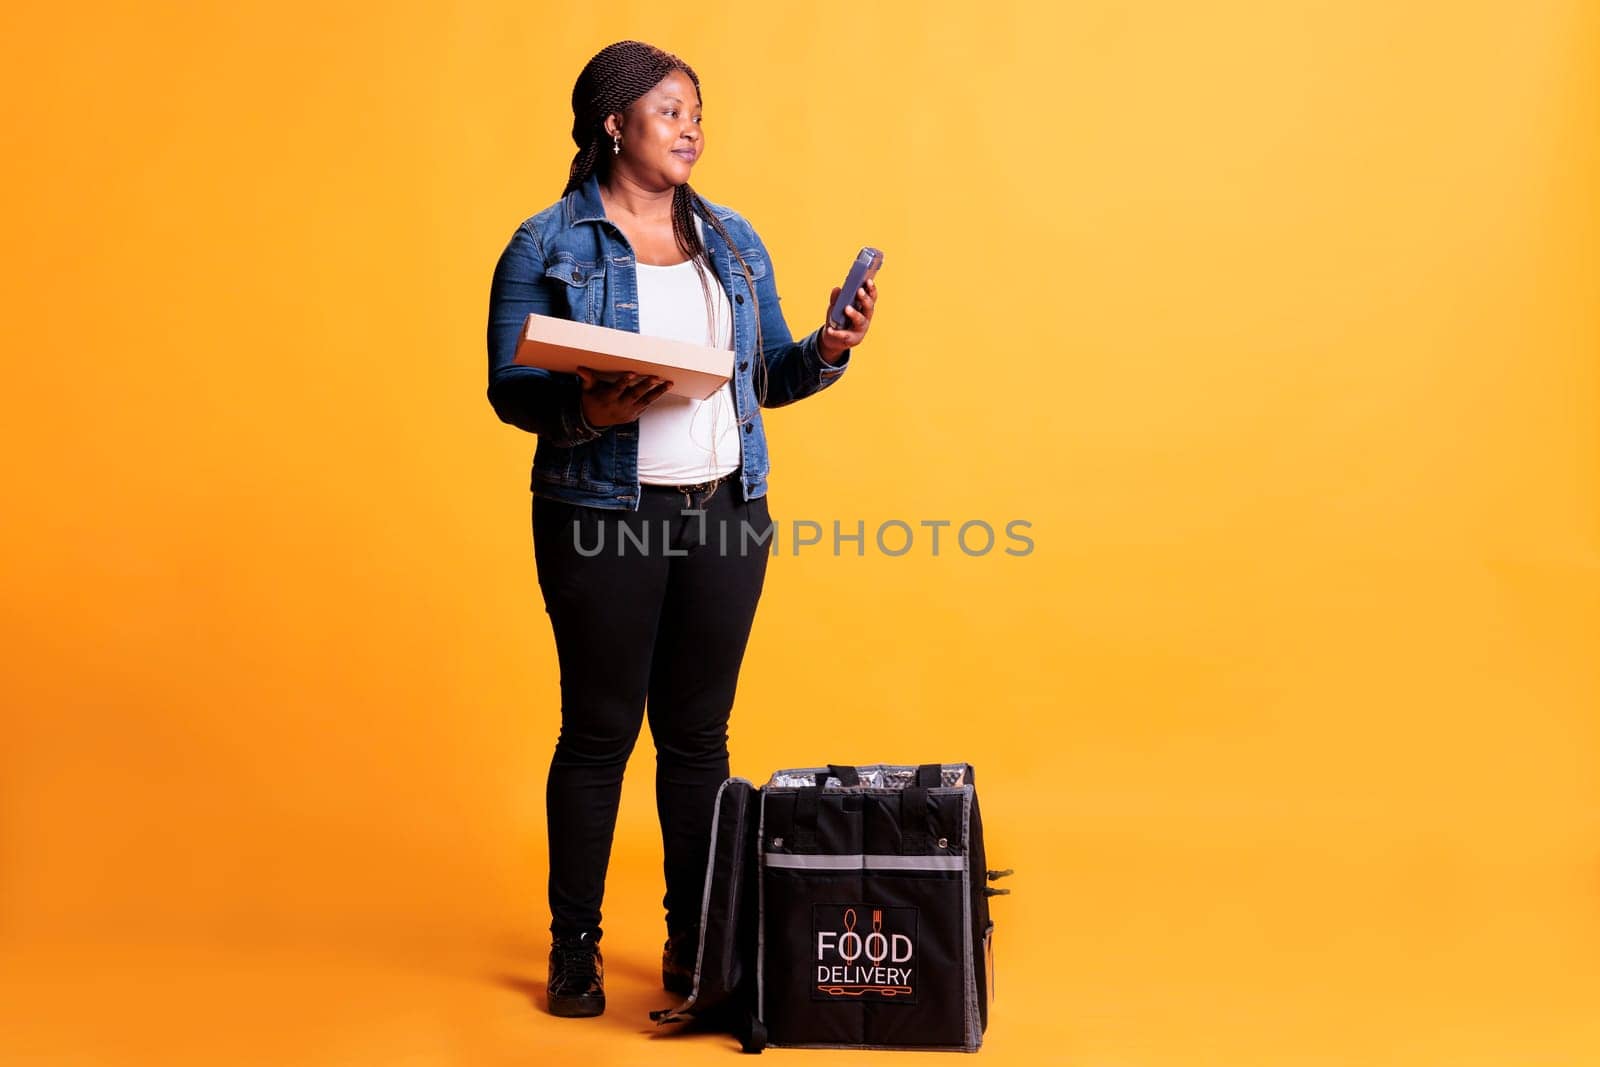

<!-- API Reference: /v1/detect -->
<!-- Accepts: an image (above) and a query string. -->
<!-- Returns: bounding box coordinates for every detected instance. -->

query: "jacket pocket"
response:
[543,253,605,321]
[735,247,768,279]
[731,247,768,298]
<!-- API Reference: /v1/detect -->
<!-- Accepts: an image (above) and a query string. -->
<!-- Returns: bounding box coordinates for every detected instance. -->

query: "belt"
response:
[643,471,736,495]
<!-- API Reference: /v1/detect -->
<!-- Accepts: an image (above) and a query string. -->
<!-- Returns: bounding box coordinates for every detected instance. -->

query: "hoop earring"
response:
[612,135,621,155]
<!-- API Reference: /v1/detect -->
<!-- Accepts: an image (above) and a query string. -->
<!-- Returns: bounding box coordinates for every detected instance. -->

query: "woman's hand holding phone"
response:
[820,275,877,364]
[575,366,673,427]
[820,247,881,364]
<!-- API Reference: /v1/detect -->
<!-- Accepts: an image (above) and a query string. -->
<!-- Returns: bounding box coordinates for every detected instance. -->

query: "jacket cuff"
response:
[810,328,851,377]
[560,385,604,446]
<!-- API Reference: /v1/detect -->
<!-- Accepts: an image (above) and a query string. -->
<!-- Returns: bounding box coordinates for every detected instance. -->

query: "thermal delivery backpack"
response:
[650,762,1012,1053]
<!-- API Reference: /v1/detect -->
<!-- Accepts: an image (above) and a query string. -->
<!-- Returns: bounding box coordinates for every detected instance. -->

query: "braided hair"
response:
[565,40,768,413]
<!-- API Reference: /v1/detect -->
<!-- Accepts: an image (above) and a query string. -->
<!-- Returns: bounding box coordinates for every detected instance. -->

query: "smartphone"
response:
[827,246,885,330]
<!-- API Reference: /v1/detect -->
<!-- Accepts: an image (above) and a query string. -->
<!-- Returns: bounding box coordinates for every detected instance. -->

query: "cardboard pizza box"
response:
[513,312,733,401]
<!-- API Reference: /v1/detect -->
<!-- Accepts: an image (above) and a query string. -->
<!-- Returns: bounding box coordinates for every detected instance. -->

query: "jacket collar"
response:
[563,170,734,228]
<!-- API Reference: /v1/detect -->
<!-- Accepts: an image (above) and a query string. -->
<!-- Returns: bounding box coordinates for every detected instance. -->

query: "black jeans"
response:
[533,479,772,943]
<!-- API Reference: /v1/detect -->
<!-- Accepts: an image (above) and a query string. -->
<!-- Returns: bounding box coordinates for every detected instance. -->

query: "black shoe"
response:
[662,926,699,996]
[548,933,605,1017]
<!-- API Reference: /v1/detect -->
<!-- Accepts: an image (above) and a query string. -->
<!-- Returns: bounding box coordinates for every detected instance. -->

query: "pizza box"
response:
[513,312,733,401]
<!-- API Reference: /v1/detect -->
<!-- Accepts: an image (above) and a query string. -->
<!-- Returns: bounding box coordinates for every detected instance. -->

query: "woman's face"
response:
[606,69,703,186]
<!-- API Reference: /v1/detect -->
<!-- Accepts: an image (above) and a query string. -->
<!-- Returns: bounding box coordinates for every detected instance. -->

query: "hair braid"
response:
[564,40,769,415]
[691,196,768,415]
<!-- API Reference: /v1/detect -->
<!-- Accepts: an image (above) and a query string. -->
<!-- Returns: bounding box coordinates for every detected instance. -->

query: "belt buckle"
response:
[678,473,725,505]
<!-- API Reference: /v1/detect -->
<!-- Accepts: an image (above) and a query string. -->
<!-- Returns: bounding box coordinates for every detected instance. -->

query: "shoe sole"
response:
[548,993,605,1018]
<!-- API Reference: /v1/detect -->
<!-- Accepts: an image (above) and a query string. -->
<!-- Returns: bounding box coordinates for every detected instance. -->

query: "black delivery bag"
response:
[651,762,1009,1052]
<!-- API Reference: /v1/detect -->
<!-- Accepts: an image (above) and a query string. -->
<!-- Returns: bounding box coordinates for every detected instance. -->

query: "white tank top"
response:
[634,240,741,485]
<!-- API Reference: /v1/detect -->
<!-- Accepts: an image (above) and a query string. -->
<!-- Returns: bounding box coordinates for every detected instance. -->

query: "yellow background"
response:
[2,1,1596,1063]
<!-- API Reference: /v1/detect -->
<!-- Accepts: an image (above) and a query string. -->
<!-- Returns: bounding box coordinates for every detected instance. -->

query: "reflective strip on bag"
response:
[765,853,966,871]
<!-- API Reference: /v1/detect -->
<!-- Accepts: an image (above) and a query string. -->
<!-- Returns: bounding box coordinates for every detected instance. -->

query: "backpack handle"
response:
[793,765,858,848]
[793,764,944,851]
[901,763,944,852]
[815,764,860,789]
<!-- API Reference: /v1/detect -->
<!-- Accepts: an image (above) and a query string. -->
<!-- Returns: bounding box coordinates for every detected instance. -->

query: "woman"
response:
[485,40,877,1018]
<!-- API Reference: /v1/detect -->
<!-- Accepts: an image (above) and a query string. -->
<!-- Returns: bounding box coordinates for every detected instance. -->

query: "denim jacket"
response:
[486,172,851,510]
